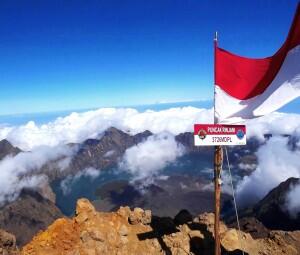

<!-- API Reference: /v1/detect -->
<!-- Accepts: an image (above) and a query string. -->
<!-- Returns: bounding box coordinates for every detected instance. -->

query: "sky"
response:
[0,0,299,115]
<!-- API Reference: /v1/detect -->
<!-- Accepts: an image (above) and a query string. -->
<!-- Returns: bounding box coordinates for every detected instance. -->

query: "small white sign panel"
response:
[194,124,246,146]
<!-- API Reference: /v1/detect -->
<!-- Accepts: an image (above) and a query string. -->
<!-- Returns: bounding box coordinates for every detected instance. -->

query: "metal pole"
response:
[213,31,222,255]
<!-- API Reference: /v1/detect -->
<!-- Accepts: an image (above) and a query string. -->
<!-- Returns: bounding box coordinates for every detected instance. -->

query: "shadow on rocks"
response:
[137,215,179,255]
[188,220,249,255]
[138,209,249,255]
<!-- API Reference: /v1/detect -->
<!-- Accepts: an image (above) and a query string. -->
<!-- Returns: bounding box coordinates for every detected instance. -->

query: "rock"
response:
[118,225,128,236]
[76,198,96,216]
[0,230,16,250]
[117,206,131,220]
[21,199,300,255]
[229,217,270,239]
[88,229,105,242]
[80,231,91,243]
[128,208,144,225]
[75,198,96,224]
[163,231,190,255]
[75,213,89,224]
[194,212,227,235]
[0,229,18,255]
[143,210,152,225]
[179,224,190,234]
[129,208,151,225]
[221,229,244,251]
[188,230,204,239]
[120,236,128,245]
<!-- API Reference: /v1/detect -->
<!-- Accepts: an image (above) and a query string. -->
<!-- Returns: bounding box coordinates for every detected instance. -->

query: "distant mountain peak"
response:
[252,177,300,231]
[0,139,21,160]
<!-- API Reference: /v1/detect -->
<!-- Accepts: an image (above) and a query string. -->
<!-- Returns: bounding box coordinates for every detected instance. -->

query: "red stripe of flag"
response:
[215,3,300,100]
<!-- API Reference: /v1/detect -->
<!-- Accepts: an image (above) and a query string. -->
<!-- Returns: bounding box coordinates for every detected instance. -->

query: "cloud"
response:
[0,107,213,151]
[236,137,300,208]
[119,132,185,186]
[0,145,75,205]
[246,112,300,140]
[1,106,300,209]
[60,167,100,195]
[1,107,300,151]
[285,182,300,218]
[238,163,257,171]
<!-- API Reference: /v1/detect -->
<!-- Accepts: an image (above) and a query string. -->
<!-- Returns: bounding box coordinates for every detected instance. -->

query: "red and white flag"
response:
[215,4,300,124]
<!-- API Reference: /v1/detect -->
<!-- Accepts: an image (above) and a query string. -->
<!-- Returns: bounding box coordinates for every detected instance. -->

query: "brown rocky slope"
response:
[21,198,300,255]
[0,189,63,247]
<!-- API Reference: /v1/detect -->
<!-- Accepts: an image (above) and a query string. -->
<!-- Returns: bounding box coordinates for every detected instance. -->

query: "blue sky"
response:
[0,0,299,115]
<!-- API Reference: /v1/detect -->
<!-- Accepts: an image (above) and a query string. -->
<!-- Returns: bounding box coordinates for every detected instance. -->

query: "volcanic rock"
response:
[21,198,300,255]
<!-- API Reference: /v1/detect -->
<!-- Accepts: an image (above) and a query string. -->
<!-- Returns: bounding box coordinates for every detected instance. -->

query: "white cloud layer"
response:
[1,107,300,151]
[119,132,185,186]
[236,137,300,212]
[0,107,213,151]
[246,112,300,140]
[0,145,74,205]
[285,182,300,218]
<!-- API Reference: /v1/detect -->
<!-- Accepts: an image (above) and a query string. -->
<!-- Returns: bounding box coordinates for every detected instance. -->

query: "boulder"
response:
[75,198,96,224]
[128,208,151,225]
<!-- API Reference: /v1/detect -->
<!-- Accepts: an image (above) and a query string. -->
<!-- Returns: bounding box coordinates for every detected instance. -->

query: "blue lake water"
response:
[51,167,129,216]
[51,153,214,216]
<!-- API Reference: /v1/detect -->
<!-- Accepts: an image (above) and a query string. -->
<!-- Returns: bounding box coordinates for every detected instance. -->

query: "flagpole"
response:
[214,31,223,255]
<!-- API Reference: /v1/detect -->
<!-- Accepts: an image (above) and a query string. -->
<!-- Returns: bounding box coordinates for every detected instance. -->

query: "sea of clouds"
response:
[2,106,300,151]
[0,107,213,151]
[0,144,75,205]
[119,132,185,187]
[0,106,300,216]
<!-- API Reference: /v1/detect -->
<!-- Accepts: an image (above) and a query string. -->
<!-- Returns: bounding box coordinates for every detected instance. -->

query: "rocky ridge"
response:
[0,189,63,247]
[21,198,300,255]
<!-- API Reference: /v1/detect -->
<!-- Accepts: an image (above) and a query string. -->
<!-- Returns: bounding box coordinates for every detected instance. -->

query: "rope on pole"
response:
[224,146,245,255]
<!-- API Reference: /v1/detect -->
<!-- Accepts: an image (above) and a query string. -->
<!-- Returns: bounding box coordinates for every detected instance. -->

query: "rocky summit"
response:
[19,198,300,255]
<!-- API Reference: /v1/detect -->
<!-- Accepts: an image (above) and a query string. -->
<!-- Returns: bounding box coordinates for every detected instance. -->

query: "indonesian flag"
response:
[215,4,300,124]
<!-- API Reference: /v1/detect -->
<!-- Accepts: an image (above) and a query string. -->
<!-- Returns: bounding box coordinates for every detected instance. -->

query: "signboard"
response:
[194,124,246,146]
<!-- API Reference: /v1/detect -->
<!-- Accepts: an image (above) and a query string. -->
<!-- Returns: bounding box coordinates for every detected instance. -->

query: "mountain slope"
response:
[0,139,21,160]
[0,189,63,247]
[68,127,152,174]
[253,177,300,230]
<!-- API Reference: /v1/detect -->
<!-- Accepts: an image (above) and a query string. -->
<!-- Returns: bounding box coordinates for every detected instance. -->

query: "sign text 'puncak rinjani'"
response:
[194,124,246,146]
